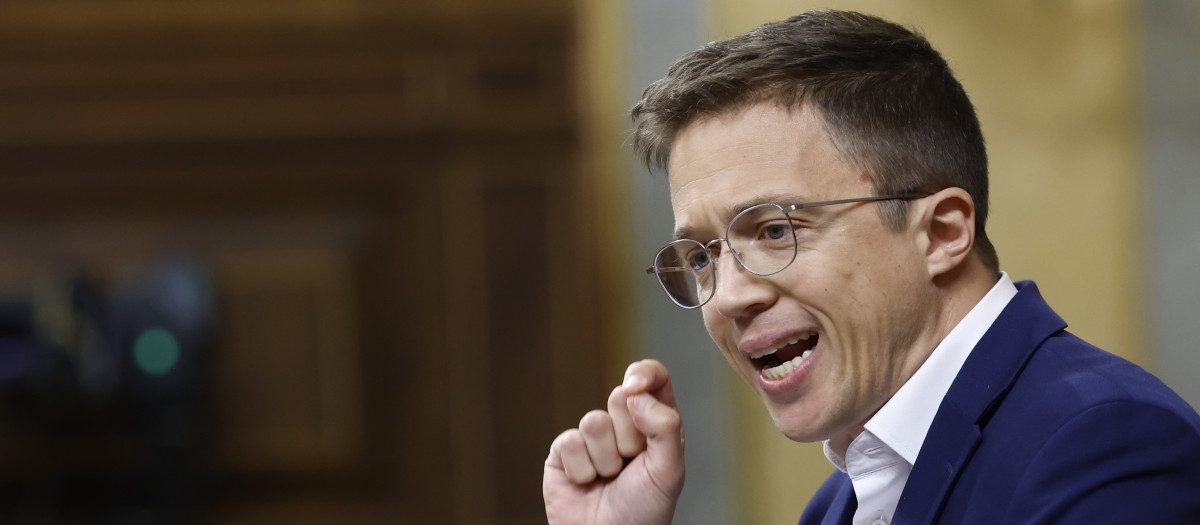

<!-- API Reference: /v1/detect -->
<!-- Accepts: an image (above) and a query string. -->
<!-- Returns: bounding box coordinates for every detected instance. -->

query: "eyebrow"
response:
[671,191,815,241]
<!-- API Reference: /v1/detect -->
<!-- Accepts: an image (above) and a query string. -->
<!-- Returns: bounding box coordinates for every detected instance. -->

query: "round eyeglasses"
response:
[646,193,928,308]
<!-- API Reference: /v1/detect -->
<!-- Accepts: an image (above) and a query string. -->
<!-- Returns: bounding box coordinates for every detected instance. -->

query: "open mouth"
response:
[750,332,817,380]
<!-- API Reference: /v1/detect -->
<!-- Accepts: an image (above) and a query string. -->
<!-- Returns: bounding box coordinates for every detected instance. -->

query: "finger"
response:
[627,392,684,446]
[579,410,623,478]
[623,359,677,408]
[608,384,646,457]
[626,391,686,497]
[546,429,597,484]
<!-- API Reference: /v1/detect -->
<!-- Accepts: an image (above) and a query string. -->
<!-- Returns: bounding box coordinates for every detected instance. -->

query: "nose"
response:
[709,246,776,318]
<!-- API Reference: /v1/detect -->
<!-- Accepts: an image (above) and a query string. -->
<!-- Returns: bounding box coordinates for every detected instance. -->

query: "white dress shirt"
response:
[823,272,1018,525]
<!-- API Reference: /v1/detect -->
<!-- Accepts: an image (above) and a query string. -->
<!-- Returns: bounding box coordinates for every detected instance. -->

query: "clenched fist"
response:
[543,359,686,525]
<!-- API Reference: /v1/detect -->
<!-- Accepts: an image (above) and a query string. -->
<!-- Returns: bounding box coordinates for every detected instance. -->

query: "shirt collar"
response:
[825,272,1018,469]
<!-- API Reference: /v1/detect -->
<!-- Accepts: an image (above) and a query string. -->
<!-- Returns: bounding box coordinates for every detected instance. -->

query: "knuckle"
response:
[558,428,585,450]
[657,405,683,430]
[625,360,644,374]
[641,358,666,374]
[579,410,611,434]
[550,428,574,450]
[662,405,682,425]
[632,359,656,375]
[607,385,626,407]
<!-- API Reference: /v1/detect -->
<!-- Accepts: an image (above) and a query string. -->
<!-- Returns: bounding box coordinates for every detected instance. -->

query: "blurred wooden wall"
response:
[0,1,604,523]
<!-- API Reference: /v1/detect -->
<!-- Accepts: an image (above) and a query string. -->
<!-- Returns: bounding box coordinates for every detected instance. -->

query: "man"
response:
[543,10,1200,525]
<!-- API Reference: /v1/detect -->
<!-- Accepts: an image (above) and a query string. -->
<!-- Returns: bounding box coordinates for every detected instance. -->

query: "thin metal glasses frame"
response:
[646,192,929,309]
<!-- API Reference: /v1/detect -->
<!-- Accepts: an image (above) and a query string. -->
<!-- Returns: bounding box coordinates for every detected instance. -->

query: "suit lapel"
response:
[819,480,857,525]
[892,402,980,524]
[892,281,1066,524]
[799,474,857,525]
[833,484,857,525]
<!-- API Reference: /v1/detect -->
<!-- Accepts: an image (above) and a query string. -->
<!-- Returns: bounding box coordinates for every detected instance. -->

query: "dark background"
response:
[0,1,607,523]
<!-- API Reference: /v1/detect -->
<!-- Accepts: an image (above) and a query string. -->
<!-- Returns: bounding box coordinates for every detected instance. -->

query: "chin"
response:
[768,409,826,443]
[778,426,825,443]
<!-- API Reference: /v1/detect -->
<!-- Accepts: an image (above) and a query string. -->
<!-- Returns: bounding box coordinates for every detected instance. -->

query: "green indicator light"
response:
[133,328,180,376]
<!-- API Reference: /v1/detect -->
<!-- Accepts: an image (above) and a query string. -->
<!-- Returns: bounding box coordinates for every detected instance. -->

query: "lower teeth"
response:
[762,350,812,380]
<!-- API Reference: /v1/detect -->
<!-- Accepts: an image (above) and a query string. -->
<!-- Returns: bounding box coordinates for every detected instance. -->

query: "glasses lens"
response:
[652,240,714,308]
[727,204,797,275]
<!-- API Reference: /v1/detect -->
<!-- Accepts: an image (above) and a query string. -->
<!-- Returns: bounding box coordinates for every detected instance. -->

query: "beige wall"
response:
[575,0,636,383]
[711,2,1144,523]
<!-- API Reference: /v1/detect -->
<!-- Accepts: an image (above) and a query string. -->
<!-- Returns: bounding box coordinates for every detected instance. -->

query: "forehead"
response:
[667,102,866,231]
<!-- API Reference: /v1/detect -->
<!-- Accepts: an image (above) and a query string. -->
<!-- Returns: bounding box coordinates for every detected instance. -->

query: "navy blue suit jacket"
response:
[798,281,1200,524]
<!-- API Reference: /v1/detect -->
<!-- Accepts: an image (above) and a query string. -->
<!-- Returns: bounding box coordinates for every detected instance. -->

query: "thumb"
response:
[627,392,685,496]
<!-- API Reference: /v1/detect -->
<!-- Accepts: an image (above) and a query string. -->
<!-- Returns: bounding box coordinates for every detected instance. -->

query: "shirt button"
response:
[871,519,888,525]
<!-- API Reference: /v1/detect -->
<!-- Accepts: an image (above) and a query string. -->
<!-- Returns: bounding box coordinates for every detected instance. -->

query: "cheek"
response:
[797,227,864,284]
[825,227,913,291]
[797,246,858,295]
[701,309,730,347]
[702,310,745,366]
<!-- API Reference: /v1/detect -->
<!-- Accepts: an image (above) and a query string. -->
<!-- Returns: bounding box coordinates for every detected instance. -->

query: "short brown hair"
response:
[632,10,998,272]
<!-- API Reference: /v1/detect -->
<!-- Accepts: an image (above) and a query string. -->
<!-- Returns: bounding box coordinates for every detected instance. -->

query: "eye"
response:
[761,222,791,241]
[755,219,798,246]
[686,249,712,271]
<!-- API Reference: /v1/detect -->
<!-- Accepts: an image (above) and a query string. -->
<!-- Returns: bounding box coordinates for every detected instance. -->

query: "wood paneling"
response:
[214,248,363,473]
[0,1,602,523]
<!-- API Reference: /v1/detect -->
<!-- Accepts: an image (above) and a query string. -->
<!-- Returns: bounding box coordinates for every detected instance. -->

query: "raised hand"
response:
[543,359,686,525]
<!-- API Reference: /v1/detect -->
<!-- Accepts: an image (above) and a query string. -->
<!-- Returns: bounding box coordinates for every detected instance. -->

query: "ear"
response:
[916,187,976,279]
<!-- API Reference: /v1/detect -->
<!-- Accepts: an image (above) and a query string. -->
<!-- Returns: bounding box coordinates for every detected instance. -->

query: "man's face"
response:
[667,102,938,446]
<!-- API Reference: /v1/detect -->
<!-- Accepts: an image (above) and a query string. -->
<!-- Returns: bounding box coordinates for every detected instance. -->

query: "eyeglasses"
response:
[646,193,929,309]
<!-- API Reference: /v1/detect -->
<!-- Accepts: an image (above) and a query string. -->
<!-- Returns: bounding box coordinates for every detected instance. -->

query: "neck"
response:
[928,259,1000,352]
[828,260,999,458]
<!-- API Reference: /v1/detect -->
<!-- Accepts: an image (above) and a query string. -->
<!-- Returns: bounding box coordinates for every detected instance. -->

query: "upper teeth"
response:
[749,332,814,359]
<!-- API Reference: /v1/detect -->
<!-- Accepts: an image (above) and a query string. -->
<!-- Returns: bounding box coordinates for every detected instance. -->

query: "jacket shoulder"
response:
[944,330,1200,523]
